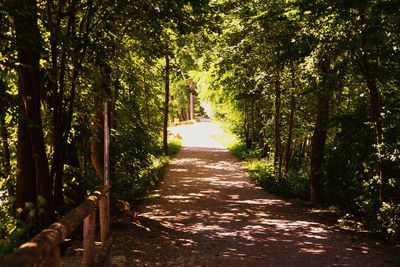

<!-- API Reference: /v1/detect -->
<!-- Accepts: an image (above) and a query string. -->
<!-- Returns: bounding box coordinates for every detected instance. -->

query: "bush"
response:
[323,110,400,240]
[167,133,182,156]
[227,142,247,159]
[0,200,43,260]
[377,201,400,238]
[246,159,309,201]
[110,124,182,206]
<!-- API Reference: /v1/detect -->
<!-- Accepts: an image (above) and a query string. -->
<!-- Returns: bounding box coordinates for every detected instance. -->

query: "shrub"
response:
[246,159,309,201]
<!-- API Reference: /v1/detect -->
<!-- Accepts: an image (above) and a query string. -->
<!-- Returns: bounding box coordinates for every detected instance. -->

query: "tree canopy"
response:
[0,0,399,257]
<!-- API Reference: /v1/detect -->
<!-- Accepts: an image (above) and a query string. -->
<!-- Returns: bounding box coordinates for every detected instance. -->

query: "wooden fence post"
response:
[100,100,111,266]
[50,246,61,267]
[41,246,61,267]
[83,211,96,267]
[0,189,107,267]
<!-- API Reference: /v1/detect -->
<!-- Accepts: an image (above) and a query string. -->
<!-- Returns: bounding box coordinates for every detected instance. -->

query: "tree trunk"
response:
[16,115,37,211]
[0,115,13,197]
[251,95,255,147]
[181,108,187,121]
[310,95,329,204]
[143,67,151,126]
[284,92,295,173]
[48,24,65,208]
[310,64,331,204]
[244,98,251,150]
[91,63,111,179]
[186,102,190,122]
[176,111,183,122]
[359,9,386,202]
[163,53,170,155]
[51,0,93,208]
[189,79,195,120]
[91,107,104,179]
[189,91,195,120]
[12,0,54,225]
[364,73,385,201]
[274,75,282,179]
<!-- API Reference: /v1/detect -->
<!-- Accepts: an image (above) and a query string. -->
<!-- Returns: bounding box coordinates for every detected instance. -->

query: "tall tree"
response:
[163,53,170,155]
[10,0,54,225]
[310,62,333,204]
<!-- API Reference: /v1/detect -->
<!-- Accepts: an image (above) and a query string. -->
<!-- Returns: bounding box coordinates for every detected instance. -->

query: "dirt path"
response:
[110,122,394,266]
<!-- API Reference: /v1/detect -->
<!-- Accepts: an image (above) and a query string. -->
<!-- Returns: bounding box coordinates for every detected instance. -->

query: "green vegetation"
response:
[1,0,400,258]
[111,134,181,206]
[167,134,183,156]
[213,131,309,201]
[211,128,246,158]
[199,0,400,240]
[247,160,309,201]
[0,0,204,257]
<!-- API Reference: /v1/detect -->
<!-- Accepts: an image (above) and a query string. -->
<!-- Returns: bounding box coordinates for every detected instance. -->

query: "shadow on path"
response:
[110,122,393,266]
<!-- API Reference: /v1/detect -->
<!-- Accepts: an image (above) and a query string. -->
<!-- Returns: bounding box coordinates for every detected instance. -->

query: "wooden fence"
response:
[0,101,112,267]
[0,186,111,267]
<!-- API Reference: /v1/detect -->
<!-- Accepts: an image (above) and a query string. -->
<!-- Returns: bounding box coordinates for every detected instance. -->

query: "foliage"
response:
[377,202,400,237]
[110,130,181,205]
[1,0,400,258]
[247,159,309,200]
[0,200,44,258]
[213,126,309,200]
[167,133,182,156]
[199,0,400,240]
[0,0,210,257]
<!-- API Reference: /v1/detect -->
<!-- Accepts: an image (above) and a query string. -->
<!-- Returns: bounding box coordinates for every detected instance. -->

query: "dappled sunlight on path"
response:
[110,121,393,266]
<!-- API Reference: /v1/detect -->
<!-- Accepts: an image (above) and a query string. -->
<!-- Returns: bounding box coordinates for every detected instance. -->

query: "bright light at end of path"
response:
[169,121,225,148]
[201,102,214,118]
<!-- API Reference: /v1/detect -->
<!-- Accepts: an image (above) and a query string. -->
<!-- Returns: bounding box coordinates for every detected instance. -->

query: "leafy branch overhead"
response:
[0,0,399,259]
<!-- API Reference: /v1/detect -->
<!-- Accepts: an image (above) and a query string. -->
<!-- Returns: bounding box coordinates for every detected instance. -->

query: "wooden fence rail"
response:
[0,101,112,267]
[0,186,111,267]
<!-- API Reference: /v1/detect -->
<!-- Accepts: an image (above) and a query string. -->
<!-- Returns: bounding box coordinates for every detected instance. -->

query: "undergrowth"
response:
[212,129,309,200]
[167,133,182,156]
[110,132,182,207]
[246,159,309,201]
[213,128,400,242]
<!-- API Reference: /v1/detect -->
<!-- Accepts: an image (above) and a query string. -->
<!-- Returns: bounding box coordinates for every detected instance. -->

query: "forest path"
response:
[110,121,393,266]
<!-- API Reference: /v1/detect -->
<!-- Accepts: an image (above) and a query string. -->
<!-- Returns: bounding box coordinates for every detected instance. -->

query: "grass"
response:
[246,159,309,201]
[211,126,400,260]
[211,129,309,201]
[211,129,246,159]
[167,133,182,156]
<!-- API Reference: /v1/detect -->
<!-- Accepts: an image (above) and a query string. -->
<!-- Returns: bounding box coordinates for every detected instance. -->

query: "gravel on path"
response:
[108,121,394,267]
